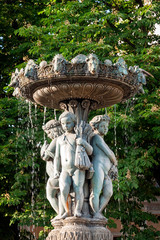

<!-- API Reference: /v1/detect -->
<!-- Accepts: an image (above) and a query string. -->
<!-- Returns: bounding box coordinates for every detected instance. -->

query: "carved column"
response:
[59,99,97,124]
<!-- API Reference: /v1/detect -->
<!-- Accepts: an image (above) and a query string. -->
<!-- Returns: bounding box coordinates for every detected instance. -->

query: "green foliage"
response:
[0,0,160,239]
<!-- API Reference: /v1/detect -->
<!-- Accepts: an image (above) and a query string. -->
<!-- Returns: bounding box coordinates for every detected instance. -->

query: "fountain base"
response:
[46,217,113,240]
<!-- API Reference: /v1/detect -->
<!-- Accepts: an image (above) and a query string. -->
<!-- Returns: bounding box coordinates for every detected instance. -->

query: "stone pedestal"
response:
[46,217,113,240]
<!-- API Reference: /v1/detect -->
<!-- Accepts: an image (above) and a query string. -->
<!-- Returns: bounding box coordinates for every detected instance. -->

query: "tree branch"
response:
[107,20,136,48]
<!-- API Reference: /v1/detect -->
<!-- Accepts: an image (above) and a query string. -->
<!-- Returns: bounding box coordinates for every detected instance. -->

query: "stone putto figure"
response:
[104,59,112,66]
[51,54,67,75]
[54,111,93,219]
[9,68,20,88]
[86,53,100,75]
[24,59,38,79]
[115,58,128,77]
[41,119,64,216]
[89,115,117,219]
[9,68,24,98]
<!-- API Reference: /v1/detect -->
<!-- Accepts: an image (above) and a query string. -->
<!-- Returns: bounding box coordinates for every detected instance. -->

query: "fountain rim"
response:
[20,75,137,109]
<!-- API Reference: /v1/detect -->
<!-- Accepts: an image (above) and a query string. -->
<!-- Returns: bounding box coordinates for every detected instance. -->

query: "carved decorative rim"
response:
[10,54,145,109]
[21,76,137,109]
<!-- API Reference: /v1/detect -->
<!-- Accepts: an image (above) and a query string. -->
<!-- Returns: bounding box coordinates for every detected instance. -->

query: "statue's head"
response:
[42,119,63,139]
[52,54,66,74]
[9,68,19,87]
[86,54,99,74]
[59,111,77,133]
[89,115,110,136]
[28,59,35,66]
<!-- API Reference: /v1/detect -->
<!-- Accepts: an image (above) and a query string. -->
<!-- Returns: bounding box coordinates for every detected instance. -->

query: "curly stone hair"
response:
[59,111,77,124]
[89,115,110,130]
[42,119,61,131]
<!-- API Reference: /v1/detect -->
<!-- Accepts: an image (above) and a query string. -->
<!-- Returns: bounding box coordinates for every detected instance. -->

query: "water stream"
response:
[16,100,21,239]
[54,108,57,120]
[114,104,118,157]
[43,107,47,142]
[28,102,36,239]
[114,104,124,240]
[43,106,47,239]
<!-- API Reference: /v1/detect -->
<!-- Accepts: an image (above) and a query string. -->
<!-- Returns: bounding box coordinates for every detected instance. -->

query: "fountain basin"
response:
[21,75,137,109]
[11,54,142,110]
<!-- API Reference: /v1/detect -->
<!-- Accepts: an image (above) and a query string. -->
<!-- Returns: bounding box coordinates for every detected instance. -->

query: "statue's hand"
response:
[76,138,85,146]
[41,141,48,152]
[54,171,60,179]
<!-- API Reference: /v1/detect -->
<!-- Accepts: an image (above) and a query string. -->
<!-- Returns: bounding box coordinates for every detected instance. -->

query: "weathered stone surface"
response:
[10,54,147,108]
[46,217,113,240]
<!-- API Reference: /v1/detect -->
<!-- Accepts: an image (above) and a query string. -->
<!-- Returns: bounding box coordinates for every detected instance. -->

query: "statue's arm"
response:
[41,139,57,161]
[54,138,61,178]
[95,135,117,166]
[40,141,49,161]
[45,138,57,160]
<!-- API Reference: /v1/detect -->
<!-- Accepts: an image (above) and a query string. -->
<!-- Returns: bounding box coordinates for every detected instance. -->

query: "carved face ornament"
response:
[86,54,99,74]
[52,55,65,74]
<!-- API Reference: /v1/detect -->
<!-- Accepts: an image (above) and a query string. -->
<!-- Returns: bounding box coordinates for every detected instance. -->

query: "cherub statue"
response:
[9,68,19,88]
[115,58,128,77]
[51,54,67,75]
[89,115,118,219]
[86,54,100,75]
[54,111,93,219]
[41,119,63,216]
[9,68,24,98]
[24,59,37,79]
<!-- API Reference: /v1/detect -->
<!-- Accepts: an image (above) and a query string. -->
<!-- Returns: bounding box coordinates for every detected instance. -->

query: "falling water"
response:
[54,109,57,120]
[124,99,134,239]
[34,103,40,235]
[114,104,123,240]
[104,107,108,216]
[34,104,38,131]
[124,100,129,156]
[114,105,118,157]
[43,107,47,141]
[16,101,21,238]
[29,102,34,129]
[28,101,36,239]
[42,106,47,239]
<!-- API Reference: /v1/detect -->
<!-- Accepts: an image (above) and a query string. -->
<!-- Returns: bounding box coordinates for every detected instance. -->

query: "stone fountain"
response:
[10,54,149,240]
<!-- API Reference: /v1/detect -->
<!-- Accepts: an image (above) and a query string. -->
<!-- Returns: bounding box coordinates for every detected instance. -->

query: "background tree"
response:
[0,0,160,239]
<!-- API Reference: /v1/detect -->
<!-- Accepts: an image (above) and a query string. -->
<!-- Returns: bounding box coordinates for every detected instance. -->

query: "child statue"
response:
[41,119,63,216]
[89,115,118,219]
[54,111,93,219]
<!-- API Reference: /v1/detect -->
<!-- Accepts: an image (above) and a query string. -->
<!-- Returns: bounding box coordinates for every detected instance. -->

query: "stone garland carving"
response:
[10,53,150,97]
[41,113,118,221]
